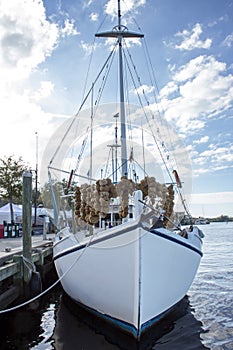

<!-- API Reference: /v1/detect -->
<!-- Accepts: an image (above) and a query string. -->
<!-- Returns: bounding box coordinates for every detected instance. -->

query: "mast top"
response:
[95,0,144,39]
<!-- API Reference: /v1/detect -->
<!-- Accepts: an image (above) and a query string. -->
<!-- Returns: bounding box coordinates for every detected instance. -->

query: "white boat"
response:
[47,0,204,340]
[195,217,210,225]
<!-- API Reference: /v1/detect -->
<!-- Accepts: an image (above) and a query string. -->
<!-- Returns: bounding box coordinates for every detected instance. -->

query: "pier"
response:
[0,234,54,310]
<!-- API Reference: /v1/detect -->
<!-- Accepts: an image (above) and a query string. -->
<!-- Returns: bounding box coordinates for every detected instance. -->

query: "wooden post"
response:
[22,171,32,284]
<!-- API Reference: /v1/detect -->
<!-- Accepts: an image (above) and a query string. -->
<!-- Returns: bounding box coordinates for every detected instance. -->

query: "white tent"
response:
[0,203,22,224]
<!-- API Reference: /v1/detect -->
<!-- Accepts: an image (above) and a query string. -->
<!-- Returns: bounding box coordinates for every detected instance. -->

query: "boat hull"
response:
[53,224,202,339]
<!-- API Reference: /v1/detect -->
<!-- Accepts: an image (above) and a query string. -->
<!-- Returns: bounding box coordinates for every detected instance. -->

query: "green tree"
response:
[0,155,27,222]
[40,178,75,209]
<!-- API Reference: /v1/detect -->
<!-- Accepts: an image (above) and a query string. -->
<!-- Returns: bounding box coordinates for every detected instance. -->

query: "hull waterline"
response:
[53,223,202,339]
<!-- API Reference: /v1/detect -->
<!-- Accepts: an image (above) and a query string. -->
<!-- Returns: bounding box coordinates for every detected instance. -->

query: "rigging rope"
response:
[0,232,97,314]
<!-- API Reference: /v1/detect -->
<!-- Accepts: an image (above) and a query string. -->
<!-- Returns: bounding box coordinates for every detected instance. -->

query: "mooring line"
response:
[0,233,96,314]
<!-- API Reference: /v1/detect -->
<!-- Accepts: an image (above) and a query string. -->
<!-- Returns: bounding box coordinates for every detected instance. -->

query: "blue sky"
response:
[0,0,232,217]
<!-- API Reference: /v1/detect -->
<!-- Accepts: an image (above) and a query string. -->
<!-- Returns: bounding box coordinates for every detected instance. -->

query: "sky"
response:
[0,0,232,218]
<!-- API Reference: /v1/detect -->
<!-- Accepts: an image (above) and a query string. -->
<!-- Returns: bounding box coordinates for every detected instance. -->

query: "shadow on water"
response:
[53,292,210,350]
[0,284,210,350]
[0,305,42,350]
[0,266,59,350]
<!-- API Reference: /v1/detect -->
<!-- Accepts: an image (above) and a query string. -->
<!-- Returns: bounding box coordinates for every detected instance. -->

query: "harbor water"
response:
[0,222,232,349]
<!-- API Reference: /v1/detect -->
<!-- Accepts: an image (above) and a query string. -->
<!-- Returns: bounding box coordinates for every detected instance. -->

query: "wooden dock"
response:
[0,234,55,310]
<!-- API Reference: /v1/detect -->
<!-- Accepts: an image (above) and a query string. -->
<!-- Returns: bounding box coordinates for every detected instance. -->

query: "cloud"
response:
[199,145,233,162]
[83,0,93,9]
[89,12,99,22]
[61,18,80,37]
[159,55,233,133]
[159,82,178,98]
[0,0,59,82]
[80,40,99,55]
[31,81,55,101]
[194,136,209,144]
[189,191,233,217]
[133,84,155,96]
[105,0,146,19]
[192,143,233,177]
[190,192,233,204]
[222,33,233,47]
[0,0,60,166]
[174,23,212,51]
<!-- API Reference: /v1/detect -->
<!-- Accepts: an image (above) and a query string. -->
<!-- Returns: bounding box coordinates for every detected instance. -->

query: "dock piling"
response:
[22,171,32,284]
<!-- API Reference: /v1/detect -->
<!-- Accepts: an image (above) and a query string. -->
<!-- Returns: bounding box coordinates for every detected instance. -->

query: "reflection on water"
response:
[50,292,209,350]
[1,223,232,349]
[0,290,210,350]
[189,222,233,350]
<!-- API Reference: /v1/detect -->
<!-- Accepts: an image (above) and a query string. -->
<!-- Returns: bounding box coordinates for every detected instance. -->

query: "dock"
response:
[0,234,55,310]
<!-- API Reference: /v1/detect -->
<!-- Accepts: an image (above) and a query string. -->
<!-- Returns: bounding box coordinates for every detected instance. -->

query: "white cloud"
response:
[159,82,178,98]
[190,192,233,204]
[174,23,212,51]
[31,81,55,101]
[159,55,233,133]
[192,144,233,177]
[105,0,146,19]
[133,84,155,96]
[80,40,99,55]
[89,12,99,22]
[105,36,141,49]
[83,0,93,9]
[189,192,233,217]
[194,136,209,144]
[61,18,80,37]
[0,0,60,166]
[0,0,59,82]
[222,33,233,47]
[200,145,233,162]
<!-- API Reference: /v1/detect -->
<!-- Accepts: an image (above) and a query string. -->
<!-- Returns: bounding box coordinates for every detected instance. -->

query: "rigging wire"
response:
[119,1,192,217]
[123,39,192,218]
[104,147,113,179]
[93,42,118,118]
[49,44,118,167]
[68,13,109,171]
[81,13,108,101]
[74,127,90,174]
[122,48,174,185]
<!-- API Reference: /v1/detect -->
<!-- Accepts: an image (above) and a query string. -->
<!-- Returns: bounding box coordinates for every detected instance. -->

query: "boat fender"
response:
[30,271,42,298]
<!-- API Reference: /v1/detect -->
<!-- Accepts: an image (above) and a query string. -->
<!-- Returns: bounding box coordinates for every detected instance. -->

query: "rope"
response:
[22,255,36,279]
[0,233,97,314]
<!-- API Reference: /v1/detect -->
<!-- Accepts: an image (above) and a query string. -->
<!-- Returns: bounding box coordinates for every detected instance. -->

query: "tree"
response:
[40,178,75,209]
[0,155,27,222]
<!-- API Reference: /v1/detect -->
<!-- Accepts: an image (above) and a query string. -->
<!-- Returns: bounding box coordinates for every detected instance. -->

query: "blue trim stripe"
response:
[53,222,140,261]
[54,224,202,262]
[150,229,203,257]
[68,296,181,339]
[70,298,139,338]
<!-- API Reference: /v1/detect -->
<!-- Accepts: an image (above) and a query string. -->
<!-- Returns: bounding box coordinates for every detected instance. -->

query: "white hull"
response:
[53,222,203,339]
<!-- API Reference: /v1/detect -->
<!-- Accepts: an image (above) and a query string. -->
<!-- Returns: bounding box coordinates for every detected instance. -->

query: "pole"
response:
[34,132,38,225]
[22,171,32,283]
[95,1,143,178]
[117,1,127,177]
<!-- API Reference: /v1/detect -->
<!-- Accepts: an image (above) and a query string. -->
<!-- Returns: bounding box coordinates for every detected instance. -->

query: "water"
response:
[0,222,232,349]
